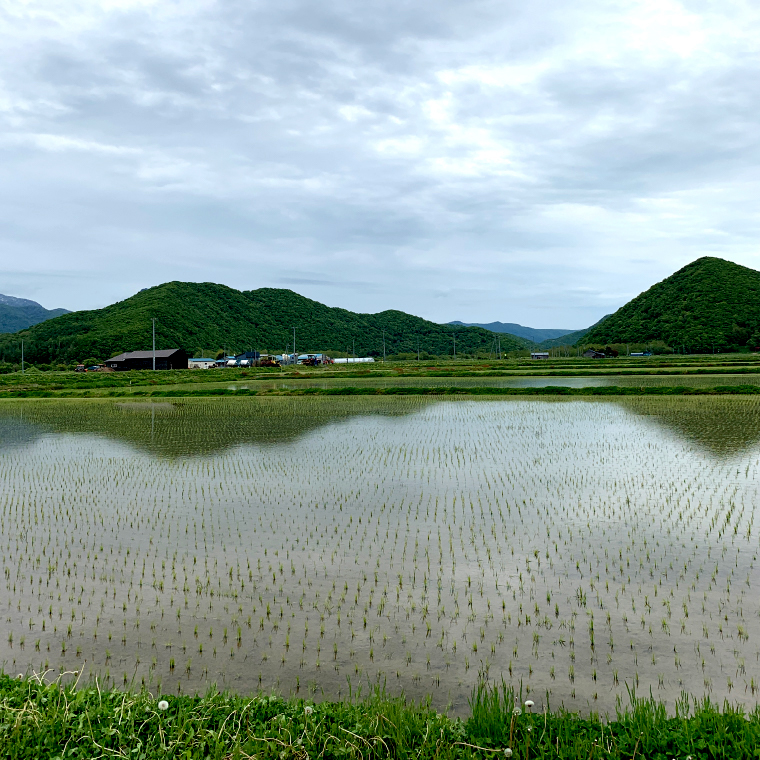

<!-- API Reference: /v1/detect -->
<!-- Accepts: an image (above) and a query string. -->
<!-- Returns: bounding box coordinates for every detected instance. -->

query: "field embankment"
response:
[2,674,759,759]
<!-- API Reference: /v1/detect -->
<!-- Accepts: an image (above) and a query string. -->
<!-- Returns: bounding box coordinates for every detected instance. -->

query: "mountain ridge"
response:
[0,282,530,364]
[535,316,611,348]
[448,321,577,343]
[0,293,70,334]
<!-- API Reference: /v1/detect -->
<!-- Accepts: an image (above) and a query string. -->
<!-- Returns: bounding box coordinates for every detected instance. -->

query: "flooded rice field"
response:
[165,372,760,393]
[2,396,760,714]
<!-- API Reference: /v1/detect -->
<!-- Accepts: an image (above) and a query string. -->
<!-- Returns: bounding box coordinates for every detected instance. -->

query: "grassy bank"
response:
[1,674,759,759]
[4,383,760,399]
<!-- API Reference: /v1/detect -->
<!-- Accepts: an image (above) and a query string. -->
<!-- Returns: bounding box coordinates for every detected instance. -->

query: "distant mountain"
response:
[0,282,531,364]
[583,257,760,350]
[449,321,576,343]
[535,316,611,348]
[0,293,69,334]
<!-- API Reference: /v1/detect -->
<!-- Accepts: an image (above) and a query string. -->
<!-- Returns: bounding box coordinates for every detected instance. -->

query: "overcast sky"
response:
[2,0,760,327]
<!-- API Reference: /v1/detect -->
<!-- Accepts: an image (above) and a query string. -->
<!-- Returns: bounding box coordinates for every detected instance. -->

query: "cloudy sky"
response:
[2,0,759,328]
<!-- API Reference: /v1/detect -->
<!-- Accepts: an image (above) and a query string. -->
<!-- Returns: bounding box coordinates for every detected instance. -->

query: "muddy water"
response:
[1,396,760,715]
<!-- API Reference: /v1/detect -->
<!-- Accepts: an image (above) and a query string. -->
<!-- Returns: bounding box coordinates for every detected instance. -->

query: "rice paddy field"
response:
[214,373,760,392]
[2,395,760,716]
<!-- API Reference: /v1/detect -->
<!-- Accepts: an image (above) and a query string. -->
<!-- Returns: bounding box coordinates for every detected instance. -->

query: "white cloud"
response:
[1,0,760,326]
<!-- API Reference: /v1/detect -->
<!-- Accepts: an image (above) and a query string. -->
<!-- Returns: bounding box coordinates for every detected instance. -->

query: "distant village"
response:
[85,349,376,372]
[69,346,654,372]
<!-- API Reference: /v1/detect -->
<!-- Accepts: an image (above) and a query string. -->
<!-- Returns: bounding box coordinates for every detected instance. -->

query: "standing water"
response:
[1,396,759,714]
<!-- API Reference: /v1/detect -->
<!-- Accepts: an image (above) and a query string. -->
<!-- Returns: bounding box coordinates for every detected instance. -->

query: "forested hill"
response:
[583,257,760,351]
[0,294,69,333]
[0,282,529,364]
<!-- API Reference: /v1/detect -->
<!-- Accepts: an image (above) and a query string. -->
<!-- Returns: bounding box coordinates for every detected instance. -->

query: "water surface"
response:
[1,396,759,714]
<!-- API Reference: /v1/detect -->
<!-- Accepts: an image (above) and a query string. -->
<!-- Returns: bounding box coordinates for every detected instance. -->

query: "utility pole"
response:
[383,330,386,363]
[352,338,355,363]
[21,339,24,374]
[417,336,420,361]
[453,334,456,360]
[293,327,296,365]
[152,318,156,371]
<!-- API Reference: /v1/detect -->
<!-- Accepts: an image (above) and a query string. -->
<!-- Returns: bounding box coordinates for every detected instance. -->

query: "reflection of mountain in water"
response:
[0,398,432,458]
[1,395,760,460]
[616,397,760,457]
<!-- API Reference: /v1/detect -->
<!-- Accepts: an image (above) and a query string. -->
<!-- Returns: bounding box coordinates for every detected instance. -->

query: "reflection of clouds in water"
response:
[0,398,759,713]
[0,415,46,452]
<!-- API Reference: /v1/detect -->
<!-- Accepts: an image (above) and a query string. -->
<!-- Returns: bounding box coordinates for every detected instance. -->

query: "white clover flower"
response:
[304,705,314,715]
[158,699,169,711]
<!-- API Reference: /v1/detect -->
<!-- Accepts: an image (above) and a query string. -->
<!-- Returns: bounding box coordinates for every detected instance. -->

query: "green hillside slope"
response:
[0,282,529,365]
[536,316,611,349]
[584,257,760,351]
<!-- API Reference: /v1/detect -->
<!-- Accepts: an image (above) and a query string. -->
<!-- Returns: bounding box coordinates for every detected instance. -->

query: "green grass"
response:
[4,353,760,396]
[2,673,759,759]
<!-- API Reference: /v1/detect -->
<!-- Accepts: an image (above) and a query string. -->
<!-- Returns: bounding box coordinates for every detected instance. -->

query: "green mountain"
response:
[0,282,530,365]
[0,294,69,333]
[448,321,575,343]
[583,257,760,350]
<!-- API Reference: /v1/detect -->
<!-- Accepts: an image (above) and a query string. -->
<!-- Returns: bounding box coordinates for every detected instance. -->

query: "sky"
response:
[2,0,760,328]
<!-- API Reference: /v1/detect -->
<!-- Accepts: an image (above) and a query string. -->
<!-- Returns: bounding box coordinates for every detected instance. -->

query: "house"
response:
[530,352,550,360]
[105,349,189,371]
[629,352,652,357]
[582,350,606,359]
[188,357,216,369]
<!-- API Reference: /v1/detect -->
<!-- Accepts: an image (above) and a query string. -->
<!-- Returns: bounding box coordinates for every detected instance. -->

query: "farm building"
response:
[188,357,216,369]
[105,349,188,371]
[530,352,549,360]
[583,349,606,359]
[235,351,260,365]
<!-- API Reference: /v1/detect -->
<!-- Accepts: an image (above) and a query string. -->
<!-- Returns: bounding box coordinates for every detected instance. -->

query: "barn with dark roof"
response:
[105,349,188,371]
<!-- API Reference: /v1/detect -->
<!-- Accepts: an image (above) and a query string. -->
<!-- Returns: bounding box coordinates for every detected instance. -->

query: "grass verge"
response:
[2,673,759,759]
